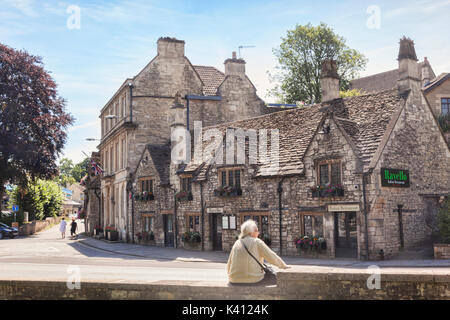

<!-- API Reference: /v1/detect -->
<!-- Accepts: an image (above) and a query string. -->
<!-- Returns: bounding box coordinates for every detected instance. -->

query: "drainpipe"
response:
[186,96,190,132]
[131,187,135,244]
[277,177,286,255]
[128,83,133,123]
[94,188,101,228]
[200,181,205,251]
[362,172,370,260]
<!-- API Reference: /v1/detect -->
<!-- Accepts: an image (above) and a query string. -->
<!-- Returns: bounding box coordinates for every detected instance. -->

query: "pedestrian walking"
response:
[70,218,78,239]
[227,220,290,286]
[59,218,67,239]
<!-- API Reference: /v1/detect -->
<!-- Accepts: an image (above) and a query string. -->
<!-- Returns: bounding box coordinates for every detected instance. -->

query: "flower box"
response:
[434,244,450,259]
[176,191,193,202]
[108,230,119,241]
[214,186,242,197]
[134,192,155,202]
[294,235,327,256]
[311,185,344,198]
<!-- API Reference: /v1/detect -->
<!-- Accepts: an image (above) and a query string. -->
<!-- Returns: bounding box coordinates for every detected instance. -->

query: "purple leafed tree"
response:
[0,43,74,203]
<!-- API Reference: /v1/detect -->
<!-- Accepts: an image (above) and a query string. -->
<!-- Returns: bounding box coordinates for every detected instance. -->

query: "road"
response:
[0,220,229,283]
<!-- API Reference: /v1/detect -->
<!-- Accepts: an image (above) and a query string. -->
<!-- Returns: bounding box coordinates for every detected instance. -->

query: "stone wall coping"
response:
[277,269,450,283]
[434,243,450,248]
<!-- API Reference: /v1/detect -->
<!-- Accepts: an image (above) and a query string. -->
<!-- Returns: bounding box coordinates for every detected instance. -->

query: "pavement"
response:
[74,222,450,268]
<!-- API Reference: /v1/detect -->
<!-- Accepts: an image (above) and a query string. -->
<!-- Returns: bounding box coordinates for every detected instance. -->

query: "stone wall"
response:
[18,216,62,236]
[368,82,450,259]
[1,269,448,300]
[434,244,450,259]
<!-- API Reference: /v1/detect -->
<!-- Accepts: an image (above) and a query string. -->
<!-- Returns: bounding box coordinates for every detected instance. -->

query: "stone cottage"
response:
[130,37,449,260]
[95,37,278,242]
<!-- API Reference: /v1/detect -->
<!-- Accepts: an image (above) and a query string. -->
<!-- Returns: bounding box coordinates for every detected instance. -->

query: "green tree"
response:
[8,179,64,222]
[269,22,367,104]
[57,158,75,187]
[71,158,89,182]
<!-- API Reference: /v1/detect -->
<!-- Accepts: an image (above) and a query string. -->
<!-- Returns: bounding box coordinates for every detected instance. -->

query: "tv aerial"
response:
[238,45,255,59]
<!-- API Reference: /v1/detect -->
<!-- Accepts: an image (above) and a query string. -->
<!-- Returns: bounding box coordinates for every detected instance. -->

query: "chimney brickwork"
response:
[320,59,340,102]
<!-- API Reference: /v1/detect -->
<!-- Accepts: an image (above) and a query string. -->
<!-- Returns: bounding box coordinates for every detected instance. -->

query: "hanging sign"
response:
[381,168,410,188]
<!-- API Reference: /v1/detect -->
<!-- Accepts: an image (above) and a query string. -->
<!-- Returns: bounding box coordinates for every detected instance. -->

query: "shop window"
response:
[187,215,200,232]
[218,168,241,187]
[144,216,154,232]
[300,213,324,236]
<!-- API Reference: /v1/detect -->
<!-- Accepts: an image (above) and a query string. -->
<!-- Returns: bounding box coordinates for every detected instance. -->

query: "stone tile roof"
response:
[146,143,172,186]
[351,61,430,93]
[333,89,407,169]
[182,89,406,178]
[183,104,324,178]
[193,65,225,96]
[423,73,450,92]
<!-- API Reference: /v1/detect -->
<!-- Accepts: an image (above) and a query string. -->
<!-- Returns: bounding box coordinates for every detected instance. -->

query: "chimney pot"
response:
[232,51,237,59]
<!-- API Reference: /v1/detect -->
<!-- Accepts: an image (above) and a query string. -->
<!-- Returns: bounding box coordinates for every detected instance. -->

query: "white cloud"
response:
[68,120,99,132]
[0,0,38,17]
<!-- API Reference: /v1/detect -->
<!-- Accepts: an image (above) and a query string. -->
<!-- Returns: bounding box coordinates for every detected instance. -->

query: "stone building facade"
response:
[93,36,449,260]
[129,37,449,260]
[96,37,276,242]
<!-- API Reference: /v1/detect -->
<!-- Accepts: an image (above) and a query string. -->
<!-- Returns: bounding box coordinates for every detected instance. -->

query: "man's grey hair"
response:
[239,219,258,239]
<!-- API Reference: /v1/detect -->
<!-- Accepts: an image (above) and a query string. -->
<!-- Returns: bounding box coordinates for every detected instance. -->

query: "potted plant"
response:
[182,231,201,249]
[94,225,103,236]
[105,226,118,241]
[214,186,242,197]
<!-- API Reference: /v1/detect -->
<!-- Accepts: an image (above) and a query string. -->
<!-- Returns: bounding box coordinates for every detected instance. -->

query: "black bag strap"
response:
[240,239,265,272]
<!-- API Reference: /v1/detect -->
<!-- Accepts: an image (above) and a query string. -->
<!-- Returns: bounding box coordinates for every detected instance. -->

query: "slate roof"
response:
[350,61,432,93]
[145,143,172,186]
[193,65,225,96]
[181,89,406,179]
[333,89,407,168]
[423,73,450,92]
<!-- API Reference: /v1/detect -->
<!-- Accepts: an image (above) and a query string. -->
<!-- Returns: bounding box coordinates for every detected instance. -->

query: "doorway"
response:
[334,212,358,258]
[163,214,174,247]
[211,213,222,251]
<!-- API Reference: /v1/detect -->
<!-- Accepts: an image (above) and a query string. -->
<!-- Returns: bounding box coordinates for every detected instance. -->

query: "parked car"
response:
[0,222,18,239]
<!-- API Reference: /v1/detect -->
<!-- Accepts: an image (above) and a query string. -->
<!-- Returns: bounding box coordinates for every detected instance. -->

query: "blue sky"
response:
[1,0,449,163]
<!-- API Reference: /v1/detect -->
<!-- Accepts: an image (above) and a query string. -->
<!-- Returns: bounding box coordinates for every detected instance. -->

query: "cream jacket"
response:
[226,236,288,283]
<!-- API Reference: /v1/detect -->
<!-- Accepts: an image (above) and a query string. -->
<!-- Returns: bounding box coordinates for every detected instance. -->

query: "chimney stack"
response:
[224,52,246,76]
[157,37,185,58]
[421,56,431,86]
[397,36,420,94]
[320,59,340,102]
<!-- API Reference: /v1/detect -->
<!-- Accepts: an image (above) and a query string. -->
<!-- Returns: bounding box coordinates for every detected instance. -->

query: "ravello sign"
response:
[381,168,410,188]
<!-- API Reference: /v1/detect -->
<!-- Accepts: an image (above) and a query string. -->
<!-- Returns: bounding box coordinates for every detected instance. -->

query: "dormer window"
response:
[140,178,153,193]
[318,161,341,186]
[219,168,241,187]
[180,176,192,193]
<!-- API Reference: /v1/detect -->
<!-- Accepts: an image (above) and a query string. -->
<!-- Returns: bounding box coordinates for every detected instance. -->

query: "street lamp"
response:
[105,115,118,120]
[86,138,101,141]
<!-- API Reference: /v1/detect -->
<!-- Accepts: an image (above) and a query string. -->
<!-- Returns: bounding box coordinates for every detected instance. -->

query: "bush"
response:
[8,179,64,222]
[437,197,450,243]
[438,113,450,133]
